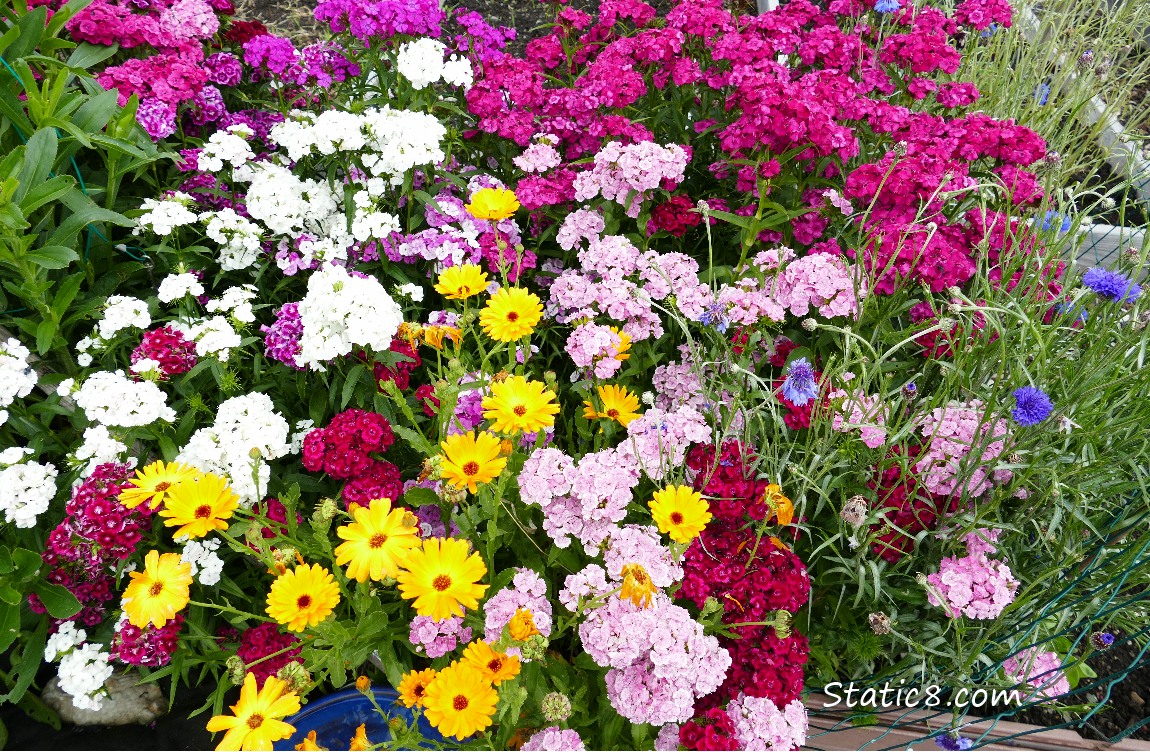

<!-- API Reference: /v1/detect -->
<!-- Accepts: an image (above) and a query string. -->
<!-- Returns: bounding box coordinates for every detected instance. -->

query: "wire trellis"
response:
[805,507,1150,749]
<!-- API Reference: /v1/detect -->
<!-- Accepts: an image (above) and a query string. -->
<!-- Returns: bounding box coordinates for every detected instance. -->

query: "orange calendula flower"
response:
[479,288,543,342]
[619,563,656,608]
[465,187,520,221]
[462,640,521,686]
[439,430,507,493]
[582,384,642,427]
[348,724,371,751]
[159,471,239,540]
[434,264,489,300]
[266,563,341,632]
[764,483,794,526]
[508,608,540,641]
[481,376,559,434]
[422,325,461,350]
[295,730,326,751]
[423,662,499,741]
[398,668,437,709]
[648,484,712,544]
[334,497,421,582]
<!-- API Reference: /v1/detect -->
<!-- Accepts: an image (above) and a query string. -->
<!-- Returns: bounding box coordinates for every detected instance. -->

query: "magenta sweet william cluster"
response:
[112,614,184,667]
[31,463,155,628]
[235,622,302,684]
[131,325,198,379]
[301,409,403,507]
[466,0,1054,296]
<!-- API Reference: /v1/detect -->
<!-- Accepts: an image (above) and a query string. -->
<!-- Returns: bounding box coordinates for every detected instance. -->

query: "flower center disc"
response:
[488,659,503,673]
[462,461,480,476]
[432,574,452,591]
[247,714,264,730]
[453,695,469,711]
[194,504,213,519]
[369,533,388,548]
[607,409,619,419]
[506,312,519,322]
[513,405,527,416]
[149,582,164,596]
[297,595,313,609]
[155,481,171,492]
[670,512,684,525]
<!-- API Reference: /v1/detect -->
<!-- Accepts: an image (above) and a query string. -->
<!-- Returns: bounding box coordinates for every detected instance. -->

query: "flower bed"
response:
[1,0,1150,749]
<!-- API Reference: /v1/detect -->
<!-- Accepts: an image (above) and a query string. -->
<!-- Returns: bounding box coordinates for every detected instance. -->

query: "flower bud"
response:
[226,655,246,685]
[801,318,818,332]
[276,661,312,694]
[442,485,467,505]
[356,675,372,694]
[541,692,572,723]
[840,496,868,527]
[518,634,549,662]
[313,497,339,524]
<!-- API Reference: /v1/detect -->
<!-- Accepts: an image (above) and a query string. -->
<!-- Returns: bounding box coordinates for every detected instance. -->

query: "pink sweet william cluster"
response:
[572,141,691,218]
[409,614,473,658]
[827,387,887,449]
[1003,647,1071,701]
[726,695,808,752]
[926,529,1019,619]
[914,400,1013,498]
[301,409,403,507]
[565,322,628,379]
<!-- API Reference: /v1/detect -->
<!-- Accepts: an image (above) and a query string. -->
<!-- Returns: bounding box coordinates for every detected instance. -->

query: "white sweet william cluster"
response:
[157,272,205,304]
[71,425,130,478]
[134,192,199,236]
[98,296,152,339]
[204,209,263,271]
[396,37,474,90]
[297,264,404,369]
[270,107,446,184]
[206,285,258,324]
[351,179,402,243]
[0,447,57,528]
[177,316,243,362]
[74,371,177,427]
[241,161,342,238]
[177,392,291,505]
[197,125,256,173]
[46,623,114,711]
[181,538,224,585]
[0,337,36,426]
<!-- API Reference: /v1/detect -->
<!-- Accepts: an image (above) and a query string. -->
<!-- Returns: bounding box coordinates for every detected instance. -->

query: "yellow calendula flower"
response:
[619,563,656,609]
[295,731,326,751]
[439,430,507,493]
[422,325,461,350]
[648,484,713,544]
[464,187,520,221]
[462,640,521,686]
[434,264,490,300]
[481,376,559,434]
[479,288,543,342]
[764,483,794,526]
[398,668,438,709]
[348,724,371,751]
[206,673,301,751]
[266,563,341,632]
[397,537,489,621]
[122,550,193,629]
[582,384,642,427]
[159,471,239,540]
[119,460,200,510]
[508,608,540,641]
[334,497,421,582]
[423,662,499,741]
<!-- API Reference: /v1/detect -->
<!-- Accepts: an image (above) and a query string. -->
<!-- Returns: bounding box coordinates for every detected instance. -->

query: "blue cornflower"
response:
[1035,83,1051,106]
[1082,267,1142,303]
[1040,210,1072,234]
[979,23,999,39]
[935,733,974,751]
[781,357,819,406]
[699,302,730,333]
[874,0,900,12]
[1012,386,1053,427]
[1090,631,1115,650]
[1055,301,1088,324]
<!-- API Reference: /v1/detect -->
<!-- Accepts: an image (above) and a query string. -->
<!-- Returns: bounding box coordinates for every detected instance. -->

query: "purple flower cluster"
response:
[726,694,808,751]
[1011,386,1053,427]
[521,727,586,751]
[314,0,444,42]
[262,302,304,370]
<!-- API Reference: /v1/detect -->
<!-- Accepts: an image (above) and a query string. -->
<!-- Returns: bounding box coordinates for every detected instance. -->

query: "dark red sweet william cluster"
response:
[236,622,302,684]
[867,447,957,563]
[131,325,198,379]
[302,409,402,507]
[678,441,811,741]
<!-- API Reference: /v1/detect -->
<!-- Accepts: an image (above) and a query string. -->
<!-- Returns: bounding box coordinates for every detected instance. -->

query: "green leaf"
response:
[26,245,78,269]
[65,42,119,72]
[16,691,61,731]
[50,273,84,319]
[10,548,41,580]
[391,424,434,456]
[1,619,47,704]
[0,602,20,654]
[31,582,82,619]
[35,318,58,354]
[14,128,58,205]
[403,487,440,508]
[18,175,73,215]
[341,363,365,409]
